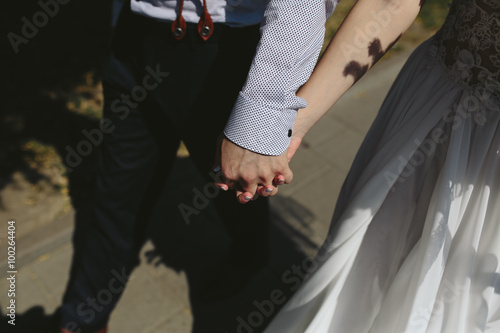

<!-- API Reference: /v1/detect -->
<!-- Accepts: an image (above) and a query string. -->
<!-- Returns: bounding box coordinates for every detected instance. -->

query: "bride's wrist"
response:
[292,117,312,140]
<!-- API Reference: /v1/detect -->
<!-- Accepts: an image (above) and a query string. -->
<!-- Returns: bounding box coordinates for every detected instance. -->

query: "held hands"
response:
[214,135,301,204]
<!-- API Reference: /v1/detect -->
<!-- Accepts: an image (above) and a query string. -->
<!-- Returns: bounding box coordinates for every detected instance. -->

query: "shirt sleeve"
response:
[223,0,338,156]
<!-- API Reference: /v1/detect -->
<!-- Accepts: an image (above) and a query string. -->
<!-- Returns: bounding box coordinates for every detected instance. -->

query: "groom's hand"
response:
[216,135,293,203]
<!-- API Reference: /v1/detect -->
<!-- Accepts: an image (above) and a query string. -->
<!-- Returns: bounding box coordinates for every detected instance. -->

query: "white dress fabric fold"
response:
[265,1,500,332]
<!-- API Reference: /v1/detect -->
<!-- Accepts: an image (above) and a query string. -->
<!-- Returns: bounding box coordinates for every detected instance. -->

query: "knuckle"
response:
[240,174,256,185]
[220,167,234,181]
[261,172,275,184]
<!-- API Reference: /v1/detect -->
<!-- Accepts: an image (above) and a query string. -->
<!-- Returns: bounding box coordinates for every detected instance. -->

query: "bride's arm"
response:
[219,0,424,201]
[291,0,424,148]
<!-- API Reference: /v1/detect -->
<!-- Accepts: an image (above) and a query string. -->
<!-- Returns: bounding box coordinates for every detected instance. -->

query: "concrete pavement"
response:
[0,51,412,333]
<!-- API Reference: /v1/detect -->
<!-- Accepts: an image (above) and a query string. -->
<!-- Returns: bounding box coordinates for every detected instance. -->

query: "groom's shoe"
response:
[60,328,107,333]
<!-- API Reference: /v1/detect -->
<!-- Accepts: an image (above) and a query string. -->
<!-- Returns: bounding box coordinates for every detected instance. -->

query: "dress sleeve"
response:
[223,0,338,156]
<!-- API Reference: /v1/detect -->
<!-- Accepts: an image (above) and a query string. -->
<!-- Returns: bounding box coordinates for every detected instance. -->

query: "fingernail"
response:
[265,188,274,193]
[278,179,285,183]
[218,186,227,191]
[213,165,221,172]
[244,196,252,201]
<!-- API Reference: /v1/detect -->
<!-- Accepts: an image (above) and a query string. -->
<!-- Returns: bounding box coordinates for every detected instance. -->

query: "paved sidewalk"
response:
[0,51,412,333]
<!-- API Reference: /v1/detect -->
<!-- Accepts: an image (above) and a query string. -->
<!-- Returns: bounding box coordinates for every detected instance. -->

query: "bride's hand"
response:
[214,135,293,203]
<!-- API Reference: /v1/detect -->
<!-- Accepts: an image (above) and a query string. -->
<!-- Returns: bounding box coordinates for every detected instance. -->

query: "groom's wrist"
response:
[224,93,297,156]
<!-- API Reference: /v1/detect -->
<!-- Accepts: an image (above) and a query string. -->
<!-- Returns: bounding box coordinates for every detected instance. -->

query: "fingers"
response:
[216,183,229,191]
[236,183,279,203]
[220,170,291,203]
[233,169,274,200]
[216,137,294,203]
[213,165,234,192]
[219,183,279,203]
[218,170,259,203]
[233,172,289,203]
[236,190,254,204]
[282,166,294,184]
[258,184,278,197]
[274,175,285,186]
[223,179,283,203]
[241,182,259,200]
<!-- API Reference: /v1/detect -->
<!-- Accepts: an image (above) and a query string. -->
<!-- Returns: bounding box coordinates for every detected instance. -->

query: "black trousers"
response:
[60,6,268,332]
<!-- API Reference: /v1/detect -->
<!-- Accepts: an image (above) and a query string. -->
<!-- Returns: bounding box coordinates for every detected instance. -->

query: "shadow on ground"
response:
[1,3,317,332]
[1,156,315,333]
[1,0,112,210]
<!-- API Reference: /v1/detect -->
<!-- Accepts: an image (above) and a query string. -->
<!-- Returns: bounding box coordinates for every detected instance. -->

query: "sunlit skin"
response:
[217,0,424,203]
[343,35,401,82]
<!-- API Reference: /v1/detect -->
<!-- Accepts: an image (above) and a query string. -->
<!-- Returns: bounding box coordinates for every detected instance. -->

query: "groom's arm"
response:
[220,0,338,202]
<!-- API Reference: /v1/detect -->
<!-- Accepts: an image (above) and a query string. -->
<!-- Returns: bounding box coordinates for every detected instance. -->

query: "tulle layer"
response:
[265,38,500,333]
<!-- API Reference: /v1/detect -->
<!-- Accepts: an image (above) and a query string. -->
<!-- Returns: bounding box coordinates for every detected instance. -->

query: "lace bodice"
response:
[435,0,500,114]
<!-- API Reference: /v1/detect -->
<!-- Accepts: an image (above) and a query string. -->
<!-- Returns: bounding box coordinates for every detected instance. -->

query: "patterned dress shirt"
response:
[129,0,338,155]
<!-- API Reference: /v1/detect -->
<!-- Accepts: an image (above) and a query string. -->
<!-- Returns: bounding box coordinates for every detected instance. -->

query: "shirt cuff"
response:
[224,92,305,156]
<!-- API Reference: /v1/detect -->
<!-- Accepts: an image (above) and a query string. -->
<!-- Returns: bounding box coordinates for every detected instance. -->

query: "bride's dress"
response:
[265,0,500,332]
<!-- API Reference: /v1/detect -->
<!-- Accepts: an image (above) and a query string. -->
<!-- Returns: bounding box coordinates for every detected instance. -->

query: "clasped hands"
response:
[214,134,302,204]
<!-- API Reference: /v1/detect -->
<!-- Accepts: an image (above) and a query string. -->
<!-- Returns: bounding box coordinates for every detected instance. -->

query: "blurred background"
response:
[1,0,450,332]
